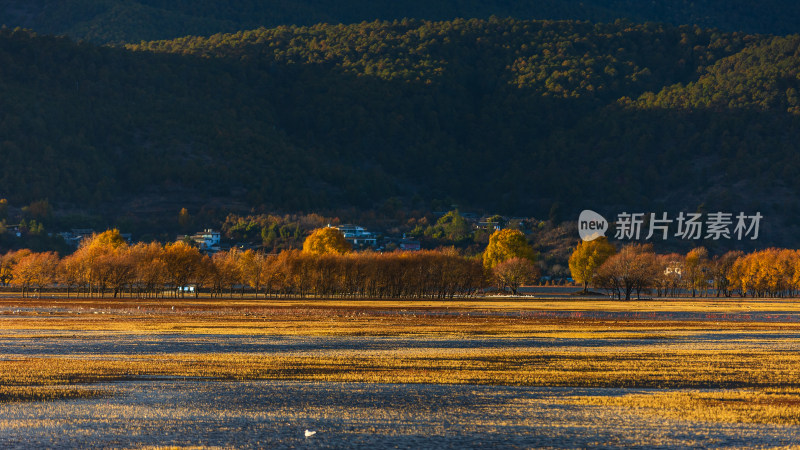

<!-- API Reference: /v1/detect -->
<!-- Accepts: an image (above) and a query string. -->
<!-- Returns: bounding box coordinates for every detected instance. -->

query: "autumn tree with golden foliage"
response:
[12,252,59,298]
[103,246,136,298]
[710,251,743,297]
[57,251,85,297]
[238,249,265,297]
[728,248,799,297]
[129,242,168,298]
[211,249,243,297]
[303,227,352,255]
[482,229,535,269]
[684,247,710,297]
[568,237,616,293]
[69,229,129,297]
[0,249,32,287]
[162,241,203,297]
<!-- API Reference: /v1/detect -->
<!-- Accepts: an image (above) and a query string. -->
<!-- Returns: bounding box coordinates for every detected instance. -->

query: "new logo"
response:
[578,210,608,242]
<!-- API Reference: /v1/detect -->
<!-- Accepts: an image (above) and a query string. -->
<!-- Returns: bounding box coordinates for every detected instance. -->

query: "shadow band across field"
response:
[2,381,800,449]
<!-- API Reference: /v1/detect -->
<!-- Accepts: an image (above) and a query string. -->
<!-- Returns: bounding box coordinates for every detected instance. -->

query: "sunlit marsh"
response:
[2,298,800,447]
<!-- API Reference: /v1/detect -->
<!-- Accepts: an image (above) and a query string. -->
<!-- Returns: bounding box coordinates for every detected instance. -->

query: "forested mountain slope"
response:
[2,0,800,43]
[0,19,799,238]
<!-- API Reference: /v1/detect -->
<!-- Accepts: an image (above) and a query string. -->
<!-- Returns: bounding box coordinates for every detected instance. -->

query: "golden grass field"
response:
[3,296,800,446]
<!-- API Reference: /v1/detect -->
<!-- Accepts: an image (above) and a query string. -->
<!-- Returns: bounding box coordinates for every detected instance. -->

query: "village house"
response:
[330,224,378,247]
[399,238,421,251]
[177,228,221,253]
[56,229,95,248]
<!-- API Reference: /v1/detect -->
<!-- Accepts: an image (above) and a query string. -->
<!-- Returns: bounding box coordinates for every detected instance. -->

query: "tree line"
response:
[570,238,800,300]
[0,229,489,299]
[0,227,546,299]
[8,227,800,300]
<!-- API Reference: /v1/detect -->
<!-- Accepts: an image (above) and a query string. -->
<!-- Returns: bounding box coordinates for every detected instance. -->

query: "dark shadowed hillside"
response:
[1,19,800,242]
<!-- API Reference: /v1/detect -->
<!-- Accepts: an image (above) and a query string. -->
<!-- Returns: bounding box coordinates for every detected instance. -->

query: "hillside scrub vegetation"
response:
[0,21,799,235]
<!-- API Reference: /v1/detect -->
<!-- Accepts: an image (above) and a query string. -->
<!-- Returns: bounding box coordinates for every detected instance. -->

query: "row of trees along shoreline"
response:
[569,238,800,300]
[3,228,797,300]
[0,228,539,299]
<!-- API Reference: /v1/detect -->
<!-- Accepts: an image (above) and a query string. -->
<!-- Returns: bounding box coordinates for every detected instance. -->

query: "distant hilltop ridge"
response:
[2,0,800,44]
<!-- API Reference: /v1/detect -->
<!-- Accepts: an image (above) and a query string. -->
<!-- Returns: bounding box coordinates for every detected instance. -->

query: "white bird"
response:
[305,430,317,438]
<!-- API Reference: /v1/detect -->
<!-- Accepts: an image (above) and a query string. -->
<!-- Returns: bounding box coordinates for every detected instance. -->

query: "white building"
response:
[178,228,221,252]
[331,224,377,247]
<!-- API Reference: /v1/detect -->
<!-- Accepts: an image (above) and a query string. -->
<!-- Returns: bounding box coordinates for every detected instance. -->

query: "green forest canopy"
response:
[1,18,800,242]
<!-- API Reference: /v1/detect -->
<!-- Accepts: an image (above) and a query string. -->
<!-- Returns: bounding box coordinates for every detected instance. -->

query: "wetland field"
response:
[2,297,800,448]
